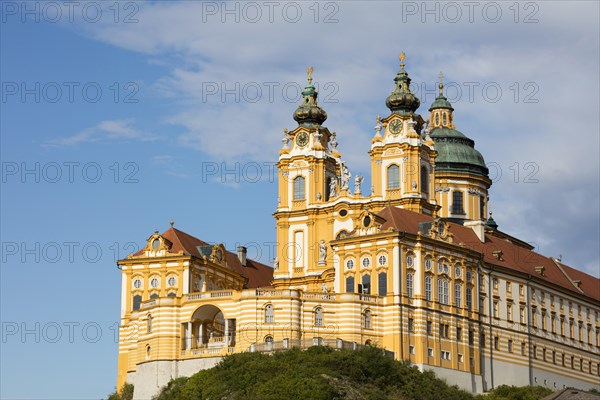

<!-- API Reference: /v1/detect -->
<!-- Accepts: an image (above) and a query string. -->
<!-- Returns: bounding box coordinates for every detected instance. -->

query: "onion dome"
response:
[293,66,327,128]
[385,52,421,116]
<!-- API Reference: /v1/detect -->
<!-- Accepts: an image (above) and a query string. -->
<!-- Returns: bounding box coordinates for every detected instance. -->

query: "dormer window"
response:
[152,239,160,250]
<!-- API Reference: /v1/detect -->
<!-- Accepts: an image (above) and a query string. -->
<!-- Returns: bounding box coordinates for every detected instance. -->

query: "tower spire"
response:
[385,52,420,116]
[293,66,327,128]
[438,71,444,95]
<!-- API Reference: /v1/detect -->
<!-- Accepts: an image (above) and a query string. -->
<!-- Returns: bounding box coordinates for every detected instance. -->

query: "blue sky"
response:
[1,1,598,398]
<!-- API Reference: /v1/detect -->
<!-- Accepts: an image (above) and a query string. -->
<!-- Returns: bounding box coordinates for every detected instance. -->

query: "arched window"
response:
[363,310,371,329]
[336,230,349,240]
[361,274,371,294]
[293,176,305,200]
[425,275,432,301]
[438,278,449,305]
[265,304,274,324]
[147,314,153,333]
[455,283,462,308]
[325,177,331,201]
[132,295,142,311]
[406,272,414,298]
[452,191,464,214]
[150,293,159,299]
[378,272,387,296]
[167,292,177,298]
[265,335,274,343]
[314,307,323,327]
[387,165,400,189]
[421,166,429,194]
[346,276,355,293]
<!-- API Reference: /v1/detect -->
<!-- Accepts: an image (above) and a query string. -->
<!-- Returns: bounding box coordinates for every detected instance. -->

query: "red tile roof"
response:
[378,206,600,302]
[134,228,273,288]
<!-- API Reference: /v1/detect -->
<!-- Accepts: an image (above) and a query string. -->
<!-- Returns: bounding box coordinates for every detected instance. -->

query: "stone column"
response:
[198,322,204,346]
[224,319,230,346]
[186,322,192,350]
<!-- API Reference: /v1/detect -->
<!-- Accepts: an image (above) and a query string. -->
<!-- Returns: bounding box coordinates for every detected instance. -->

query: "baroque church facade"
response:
[116,55,600,399]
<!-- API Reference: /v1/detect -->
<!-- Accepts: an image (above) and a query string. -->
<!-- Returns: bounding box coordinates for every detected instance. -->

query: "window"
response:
[494,336,499,350]
[533,345,537,359]
[542,312,547,330]
[552,351,556,364]
[377,255,387,266]
[147,314,153,333]
[542,348,546,361]
[265,304,274,324]
[361,257,371,268]
[481,333,486,348]
[345,276,355,293]
[438,278,449,305]
[293,176,305,200]
[521,342,526,355]
[132,295,142,311]
[408,318,414,332]
[425,258,432,271]
[440,324,450,338]
[458,353,464,363]
[150,277,159,288]
[520,306,526,324]
[150,293,159,299]
[457,327,462,341]
[346,259,354,270]
[133,279,142,289]
[406,272,414,298]
[420,166,429,194]
[469,330,474,345]
[466,287,473,310]
[167,276,177,287]
[551,315,556,333]
[452,191,464,214]
[425,275,432,301]
[387,165,400,189]
[428,347,434,357]
[519,284,524,296]
[507,304,513,321]
[427,321,432,335]
[265,335,274,343]
[378,272,387,296]
[508,339,513,353]
[493,301,499,318]
[506,282,512,293]
[492,278,499,290]
[455,283,462,307]
[314,307,323,327]
[441,350,451,360]
[409,345,415,354]
[361,274,371,294]
[479,195,485,219]
[363,310,371,329]
[406,255,413,267]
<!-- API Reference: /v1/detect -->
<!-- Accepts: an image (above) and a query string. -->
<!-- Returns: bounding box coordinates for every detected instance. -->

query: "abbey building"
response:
[116,55,600,400]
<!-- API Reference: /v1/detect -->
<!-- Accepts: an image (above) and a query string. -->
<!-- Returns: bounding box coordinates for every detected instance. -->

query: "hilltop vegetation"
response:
[148,346,553,400]
[104,347,558,399]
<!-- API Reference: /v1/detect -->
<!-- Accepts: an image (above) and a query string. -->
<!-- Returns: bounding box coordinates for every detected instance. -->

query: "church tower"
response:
[273,67,340,290]
[428,73,491,222]
[369,53,438,215]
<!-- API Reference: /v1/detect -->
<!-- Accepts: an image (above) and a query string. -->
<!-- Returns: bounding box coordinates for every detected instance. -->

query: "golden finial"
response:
[399,51,406,68]
[307,66,313,83]
[376,114,381,122]
[438,71,444,94]
[170,219,174,228]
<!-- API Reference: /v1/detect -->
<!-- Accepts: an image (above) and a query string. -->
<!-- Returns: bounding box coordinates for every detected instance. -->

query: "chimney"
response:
[464,220,486,242]
[237,246,247,266]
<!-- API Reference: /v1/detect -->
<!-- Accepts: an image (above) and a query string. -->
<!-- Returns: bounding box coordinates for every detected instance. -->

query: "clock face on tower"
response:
[388,119,402,135]
[296,131,309,147]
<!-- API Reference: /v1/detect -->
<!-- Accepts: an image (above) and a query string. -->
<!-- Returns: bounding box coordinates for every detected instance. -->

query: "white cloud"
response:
[68,1,599,274]
[43,118,158,147]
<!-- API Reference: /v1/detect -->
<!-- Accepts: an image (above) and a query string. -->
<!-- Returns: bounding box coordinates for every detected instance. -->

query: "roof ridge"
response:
[551,257,586,295]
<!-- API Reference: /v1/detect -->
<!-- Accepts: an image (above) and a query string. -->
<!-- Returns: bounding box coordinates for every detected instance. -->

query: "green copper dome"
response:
[293,67,327,128]
[430,127,488,176]
[429,94,454,111]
